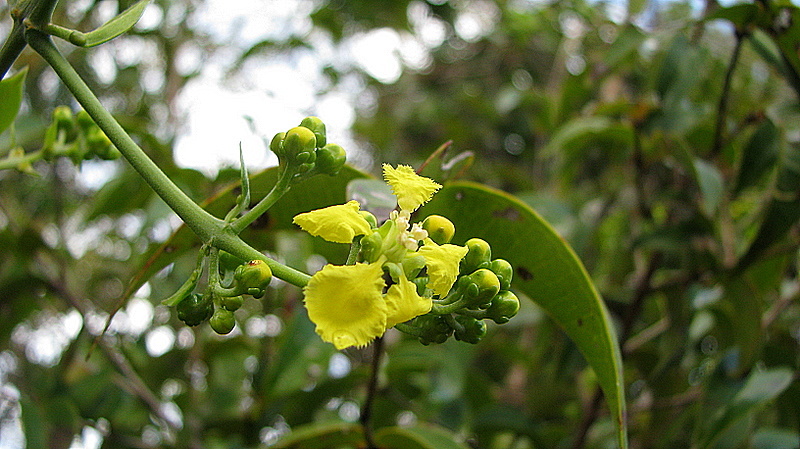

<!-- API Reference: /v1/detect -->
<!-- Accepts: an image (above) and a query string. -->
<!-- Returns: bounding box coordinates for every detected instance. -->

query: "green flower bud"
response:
[360,231,383,263]
[464,268,501,309]
[219,251,247,273]
[52,106,75,137]
[283,126,317,165]
[415,314,453,345]
[75,109,96,132]
[412,276,429,295]
[222,295,244,312]
[489,259,513,291]
[270,132,286,156]
[299,116,327,148]
[422,215,455,244]
[359,211,378,229]
[233,260,273,297]
[314,143,346,175]
[86,128,118,160]
[485,290,520,324]
[177,293,214,327]
[210,308,236,335]
[402,254,426,279]
[460,238,492,274]
[453,315,487,344]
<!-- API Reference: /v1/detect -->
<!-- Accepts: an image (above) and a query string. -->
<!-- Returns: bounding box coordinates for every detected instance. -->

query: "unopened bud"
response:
[299,116,327,148]
[422,215,455,244]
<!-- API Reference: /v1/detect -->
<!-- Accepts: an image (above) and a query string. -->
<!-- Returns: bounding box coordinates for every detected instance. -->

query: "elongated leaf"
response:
[693,159,724,216]
[0,67,27,134]
[374,424,471,449]
[738,141,800,270]
[698,367,794,448]
[735,119,780,194]
[272,421,363,449]
[419,182,628,449]
[77,0,151,47]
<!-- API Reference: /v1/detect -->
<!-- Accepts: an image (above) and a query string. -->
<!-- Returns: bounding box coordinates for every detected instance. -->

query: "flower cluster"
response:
[293,164,469,349]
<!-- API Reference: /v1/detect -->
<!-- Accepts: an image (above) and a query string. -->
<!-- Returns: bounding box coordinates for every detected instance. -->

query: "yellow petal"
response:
[418,239,469,297]
[385,276,432,328]
[382,164,442,212]
[293,200,373,244]
[303,262,387,349]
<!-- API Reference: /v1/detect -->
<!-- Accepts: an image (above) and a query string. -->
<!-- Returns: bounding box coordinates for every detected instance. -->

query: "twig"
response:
[710,31,745,159]
[39,254,181,431]
[360,336,385,449]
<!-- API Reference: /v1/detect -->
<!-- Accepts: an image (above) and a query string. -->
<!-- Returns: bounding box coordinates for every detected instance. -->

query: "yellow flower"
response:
[293,200,373,244]
[385,275,431,328]
[383,164,442,212]
[418,238,469,296]
[303,262,387,349]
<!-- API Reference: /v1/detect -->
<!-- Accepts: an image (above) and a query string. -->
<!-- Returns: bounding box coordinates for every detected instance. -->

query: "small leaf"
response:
[735,119,780,194]
[705,3,759,31]
[374,424,471,449]
[79,0,152,47]
[272,421,363,449]
[0,67,28,135]
[693,159,724,216]
[698,367,794,448]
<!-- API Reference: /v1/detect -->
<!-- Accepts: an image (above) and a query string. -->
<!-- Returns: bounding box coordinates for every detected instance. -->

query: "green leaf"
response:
[735,119,780,194]
[272,421,364,449]
[75,0,152,47]
[738,141,800,270]
[698,367,794,449]
[693,159,725,216]
[374,424,471,449]
[419,182,628,449]
[0,67,27,135]
[704,3,759,31]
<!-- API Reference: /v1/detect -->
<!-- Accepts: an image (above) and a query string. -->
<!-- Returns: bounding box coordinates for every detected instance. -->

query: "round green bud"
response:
[52,106,74,137]
[453,315,487,344]
[359,211,378,229]
[485,290,520,324]
[360,231,383,263]
[489,259,513,291]
[460,238,492,274]
[177,293,214,327]
[421,215,455,244]
[465,268,501,309]
[269,132,286,156]
[415,314,453,345]
[233,260,273,296]
[210,308,236,335]
[299,116,327,148]
[314,143,346,175]
[283,126,317,165]
[75,109,96,132]
[218,251,247,273]
[222,295,244,312]
[86,128,118,160]
[411,276,429,295]
[402,254,427,279]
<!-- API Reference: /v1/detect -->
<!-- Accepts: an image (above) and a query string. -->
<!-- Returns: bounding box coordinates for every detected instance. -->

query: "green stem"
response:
[0,148,42,170]
[230,165,293,234]
[26,29,311,288]
[393,322,423,337]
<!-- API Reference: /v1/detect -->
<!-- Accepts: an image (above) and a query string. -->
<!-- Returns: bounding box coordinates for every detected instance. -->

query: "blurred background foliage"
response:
[1,0,800,448]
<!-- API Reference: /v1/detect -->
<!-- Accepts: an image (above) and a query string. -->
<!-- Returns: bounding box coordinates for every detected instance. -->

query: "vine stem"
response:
[710,31,744,159]
[361,336,384,449]
[25,29,311,287]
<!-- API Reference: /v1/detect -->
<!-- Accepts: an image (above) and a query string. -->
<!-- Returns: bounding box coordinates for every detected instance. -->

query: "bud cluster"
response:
[269,116,346,177]
[411,237,520,345]
[173,259,273,335]
[42,107,121,163]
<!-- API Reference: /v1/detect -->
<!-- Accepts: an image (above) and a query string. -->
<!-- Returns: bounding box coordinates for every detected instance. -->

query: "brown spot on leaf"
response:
[164,245,176,253]
[516,266,533,281]
[250,211,272,230]
[493,207,522,221]
[577,318,583,326]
